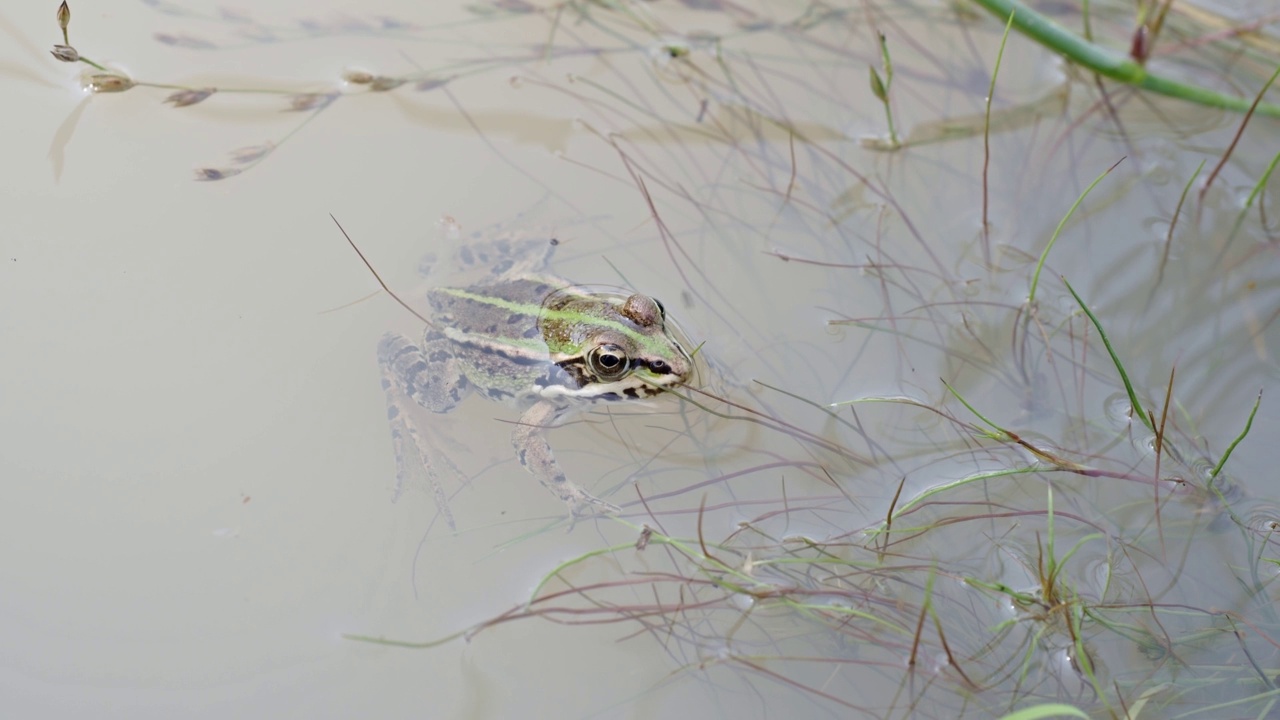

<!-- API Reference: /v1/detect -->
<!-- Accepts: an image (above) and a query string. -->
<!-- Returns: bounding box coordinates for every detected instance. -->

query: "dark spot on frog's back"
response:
[506,352,545,366]
[459,247,474,265]
[405,360,428,378]
[506,313,521,324]
[487,387,511,400]
[522,326,540,339]
[492,259,514,275]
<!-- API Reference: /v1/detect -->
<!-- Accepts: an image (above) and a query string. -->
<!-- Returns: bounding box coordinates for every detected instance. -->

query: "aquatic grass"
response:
[868,32,900,150]
[48,1,107,71]
[907,564,936,667]
[1148,161,1204,308]
[1197,391,1264,593]
[982,7,1017,263]
[962,491,1113,712]
[1061,278,1153,432]
[1207,390,1261,488]
[1027,158,1124,306]
[1199,63,1280,209]
[348,519,924,652]
[997,705,1088,720]
[1151,366,1176,557]
[941,379,1087,469]
[1222,149,1280,253]
[42,1,571,179]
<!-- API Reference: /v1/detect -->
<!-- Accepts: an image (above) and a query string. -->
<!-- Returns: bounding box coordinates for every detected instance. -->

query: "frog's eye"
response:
[588,344,630,381]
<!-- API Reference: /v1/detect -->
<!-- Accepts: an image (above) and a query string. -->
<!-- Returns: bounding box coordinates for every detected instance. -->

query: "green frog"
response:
[375,229,695,526]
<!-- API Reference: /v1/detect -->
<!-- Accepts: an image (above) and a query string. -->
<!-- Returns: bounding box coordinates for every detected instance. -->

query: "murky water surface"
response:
[3,1,1279,717]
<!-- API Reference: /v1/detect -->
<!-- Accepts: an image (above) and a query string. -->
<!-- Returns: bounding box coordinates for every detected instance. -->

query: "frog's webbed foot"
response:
[378,332,466,531]
[567,492,622,518]
[562,495,621,532]
[383,403,458,531]
[514,401,620,525]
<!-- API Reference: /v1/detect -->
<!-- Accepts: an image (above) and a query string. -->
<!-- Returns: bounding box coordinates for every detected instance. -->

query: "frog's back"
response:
[428,275,567,338]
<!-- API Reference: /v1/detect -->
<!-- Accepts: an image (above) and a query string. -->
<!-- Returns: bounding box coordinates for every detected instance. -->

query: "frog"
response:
[373,226,695,527]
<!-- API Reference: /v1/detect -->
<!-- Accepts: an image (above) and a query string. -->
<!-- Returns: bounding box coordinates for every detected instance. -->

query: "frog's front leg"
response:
[512,400,621,518]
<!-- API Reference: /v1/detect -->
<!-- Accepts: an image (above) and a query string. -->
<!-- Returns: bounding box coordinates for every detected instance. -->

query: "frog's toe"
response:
[567,494,621,521]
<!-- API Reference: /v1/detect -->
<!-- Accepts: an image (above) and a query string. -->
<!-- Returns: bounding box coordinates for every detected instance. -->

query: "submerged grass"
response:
[1062,278,1152,433]
[1027,158,1123,306]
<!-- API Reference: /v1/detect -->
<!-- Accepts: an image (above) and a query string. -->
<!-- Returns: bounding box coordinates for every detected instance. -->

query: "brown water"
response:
[2,1,1279,717]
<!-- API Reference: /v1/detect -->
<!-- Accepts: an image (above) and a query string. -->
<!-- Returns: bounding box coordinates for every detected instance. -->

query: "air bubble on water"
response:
[1103,392,1132,428]
[83,72,134,93]
[1143,215,1172,240]
[341,68,374,85]
[729,592,755,612]
[1188,456,1216,481]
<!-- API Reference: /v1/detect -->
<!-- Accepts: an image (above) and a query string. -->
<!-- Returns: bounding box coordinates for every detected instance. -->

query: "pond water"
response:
[2,1,1279,717]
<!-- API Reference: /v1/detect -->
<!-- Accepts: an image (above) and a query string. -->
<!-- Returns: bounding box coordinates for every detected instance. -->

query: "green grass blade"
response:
[941,378,1006,438]
[1225,149,1280,250]
[1029,158,1123,305]
[1062,278,1153,432]
[997,703,1089,720]
[1208,389,1263,487]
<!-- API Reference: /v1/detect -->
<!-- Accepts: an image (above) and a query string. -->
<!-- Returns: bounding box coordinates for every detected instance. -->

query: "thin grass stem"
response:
[1028,157,1124,305]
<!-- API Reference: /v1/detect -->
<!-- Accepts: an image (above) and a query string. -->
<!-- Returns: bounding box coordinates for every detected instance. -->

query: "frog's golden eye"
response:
[588,343,630,381]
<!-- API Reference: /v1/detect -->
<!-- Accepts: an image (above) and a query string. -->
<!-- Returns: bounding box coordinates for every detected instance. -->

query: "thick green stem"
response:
[968,0,1280,118]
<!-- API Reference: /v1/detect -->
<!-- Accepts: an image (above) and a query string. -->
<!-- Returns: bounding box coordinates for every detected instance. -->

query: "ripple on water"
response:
[1104,392,1134,429]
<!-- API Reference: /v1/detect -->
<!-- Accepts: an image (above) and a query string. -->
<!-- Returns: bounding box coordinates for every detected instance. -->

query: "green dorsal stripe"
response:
[437,286,675,356]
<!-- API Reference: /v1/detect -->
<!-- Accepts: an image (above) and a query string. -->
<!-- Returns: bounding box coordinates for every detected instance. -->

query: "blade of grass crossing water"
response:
[1224,150,1280,251]
[1062,278,1153,432]
[983,8,1017,261]
[997,704,1089,720]
[1028,158,1124,305]
[1208,390,1263,488]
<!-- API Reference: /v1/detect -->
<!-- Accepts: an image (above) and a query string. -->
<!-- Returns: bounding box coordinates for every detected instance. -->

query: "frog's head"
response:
[540,289,694,401]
